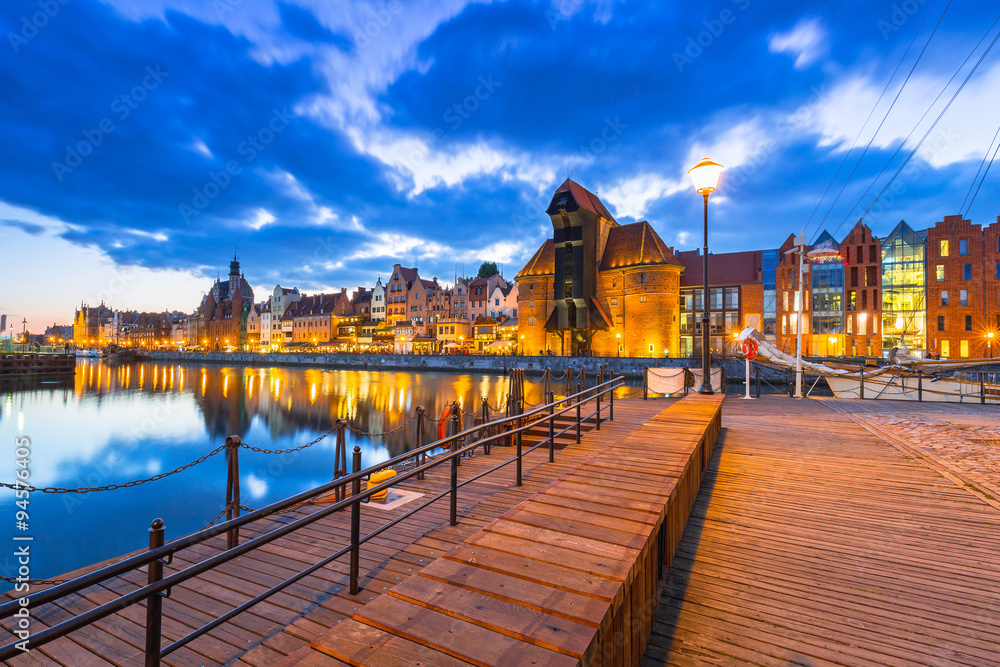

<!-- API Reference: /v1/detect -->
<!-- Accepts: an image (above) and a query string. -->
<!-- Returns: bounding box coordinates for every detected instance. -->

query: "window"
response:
[869,245,878,263]
[965,315,973,331]
[941,340,950,357]
[941,290,949,306]
[936,265,944,281]
[997,262,1000,280]
[648,343,654,354]
[528,317,535,326]
[960,340,969,358]
[847,316,852,334]
[960,290,968,306]
[781,315,787,334]
[858,313,867,336]
[937,315,945,332]
[783,292,788,311]
[640,295,647,303]
[940,239,949,257]
[959,238,968,255]
[640,273,645,284]
[865,266,877,286]
[529,300,535,308]
[610,298,618,306]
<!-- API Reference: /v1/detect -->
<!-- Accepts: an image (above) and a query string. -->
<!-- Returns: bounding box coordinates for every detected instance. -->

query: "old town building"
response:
[516,179,683,357]
[192,253,255,350]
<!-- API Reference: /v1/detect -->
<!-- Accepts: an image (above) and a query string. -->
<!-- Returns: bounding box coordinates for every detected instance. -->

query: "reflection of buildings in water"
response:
[71,360,512,459]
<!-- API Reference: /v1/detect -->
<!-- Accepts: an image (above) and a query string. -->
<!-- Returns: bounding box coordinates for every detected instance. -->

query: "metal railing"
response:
[0,375,625,664]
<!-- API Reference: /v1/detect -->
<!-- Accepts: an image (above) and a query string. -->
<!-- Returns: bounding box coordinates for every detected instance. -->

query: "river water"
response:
[0,359,639,579]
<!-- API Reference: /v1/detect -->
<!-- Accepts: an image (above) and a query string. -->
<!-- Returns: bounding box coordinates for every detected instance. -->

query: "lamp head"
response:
[688,158,723,194]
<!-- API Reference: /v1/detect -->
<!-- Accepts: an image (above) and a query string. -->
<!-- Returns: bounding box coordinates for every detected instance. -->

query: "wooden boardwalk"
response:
[287,394,723,666]
[3,399,670,666]
[643,396,1000,667]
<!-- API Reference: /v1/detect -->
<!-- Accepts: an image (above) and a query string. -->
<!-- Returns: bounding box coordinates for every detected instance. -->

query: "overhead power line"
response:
[959,120,1000,214]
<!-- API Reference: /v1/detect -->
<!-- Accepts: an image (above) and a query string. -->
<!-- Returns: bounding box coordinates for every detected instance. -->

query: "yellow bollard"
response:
[367,468,397,501]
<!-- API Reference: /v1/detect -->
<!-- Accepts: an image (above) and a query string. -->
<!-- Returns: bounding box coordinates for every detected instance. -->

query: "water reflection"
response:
[2,359,593,578]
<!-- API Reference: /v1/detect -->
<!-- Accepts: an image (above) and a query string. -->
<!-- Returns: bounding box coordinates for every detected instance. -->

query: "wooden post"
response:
[544,367,551,398]
[981,372,986,405]
[859,366,865,400]
[451,401,461,465]
[917,372,922,402]
[224,435,241,549]
[643,366,649,400]
[755,364,761,398]
[480,397,490,455]
[144,518,165,667]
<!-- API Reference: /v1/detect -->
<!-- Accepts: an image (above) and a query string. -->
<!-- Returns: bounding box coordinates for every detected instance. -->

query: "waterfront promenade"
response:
[644,397,1000,666]
[4,394,998,665]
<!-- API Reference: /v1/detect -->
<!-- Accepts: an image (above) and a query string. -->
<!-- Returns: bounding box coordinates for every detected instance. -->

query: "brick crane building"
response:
[516,179,683,357]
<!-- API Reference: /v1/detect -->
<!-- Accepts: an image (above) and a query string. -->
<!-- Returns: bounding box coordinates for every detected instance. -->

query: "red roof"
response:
[516,239,554,279]
[552,179,617,222]
[599,222,682,270]
[677,249,762,286]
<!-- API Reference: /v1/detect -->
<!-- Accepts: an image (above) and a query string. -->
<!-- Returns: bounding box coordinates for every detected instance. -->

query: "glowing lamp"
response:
[687,158,723,194]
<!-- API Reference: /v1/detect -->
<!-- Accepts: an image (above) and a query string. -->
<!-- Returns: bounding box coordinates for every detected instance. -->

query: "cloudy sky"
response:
[2,0,999,332]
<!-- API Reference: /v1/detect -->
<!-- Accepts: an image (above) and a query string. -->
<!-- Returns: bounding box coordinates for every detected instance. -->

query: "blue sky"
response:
[2,0,999,331]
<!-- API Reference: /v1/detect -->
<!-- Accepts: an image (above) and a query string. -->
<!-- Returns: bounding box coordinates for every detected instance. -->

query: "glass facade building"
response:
[881,221,927,351]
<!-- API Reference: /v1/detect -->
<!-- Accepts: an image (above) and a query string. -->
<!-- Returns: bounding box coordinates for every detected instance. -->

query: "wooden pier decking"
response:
[643,396,1000,667]
[4,398,679,666]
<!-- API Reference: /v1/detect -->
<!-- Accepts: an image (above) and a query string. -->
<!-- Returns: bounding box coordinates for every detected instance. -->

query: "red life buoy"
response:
[741,337,759,360]
[437,406,451,440]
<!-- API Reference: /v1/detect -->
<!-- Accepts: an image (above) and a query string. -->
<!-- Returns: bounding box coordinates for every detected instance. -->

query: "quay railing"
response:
[0,375,625,665]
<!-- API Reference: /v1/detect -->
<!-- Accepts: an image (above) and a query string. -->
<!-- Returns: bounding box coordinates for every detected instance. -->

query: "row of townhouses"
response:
[73,179,1000,360]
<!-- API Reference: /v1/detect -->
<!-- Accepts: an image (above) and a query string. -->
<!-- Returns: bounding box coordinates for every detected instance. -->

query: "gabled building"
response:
[516,179,683,357]
[192,253,256,350]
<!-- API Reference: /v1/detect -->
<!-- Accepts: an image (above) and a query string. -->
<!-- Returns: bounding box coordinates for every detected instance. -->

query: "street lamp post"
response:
[688,158,723,395]
[988,332,994,360]
[520,334,524,356]
[616,332,622,358]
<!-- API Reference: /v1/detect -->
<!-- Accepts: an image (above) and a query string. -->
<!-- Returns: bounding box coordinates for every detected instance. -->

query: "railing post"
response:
[595,389,601,430]
[516,410,523,487]
[349,446,362,595]
[450,447,459,526]
[480,397,490,455]
[451,401,462,464]
[544,367,551,398]
[917,372,923,402]
[643,366,648,400]
[144,518,165,667]
[859,366,865,400]
[547,390,555,463]
[505,392,513,448]
[575,392,582,443]
[755,364,761,398]
[224,435,241,550]
[609,381,614,421]
[981,372,986,405]
[334,419,348,501]
[415,407,426,480]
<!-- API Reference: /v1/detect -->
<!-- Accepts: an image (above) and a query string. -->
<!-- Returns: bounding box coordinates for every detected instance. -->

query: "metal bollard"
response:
[450,449,459,526]
[547,390,555,463]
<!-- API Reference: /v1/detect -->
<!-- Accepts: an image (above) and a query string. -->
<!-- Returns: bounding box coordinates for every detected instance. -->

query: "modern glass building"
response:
[762,248,778,343]
[810,231,845,356]
[881,221,927,352]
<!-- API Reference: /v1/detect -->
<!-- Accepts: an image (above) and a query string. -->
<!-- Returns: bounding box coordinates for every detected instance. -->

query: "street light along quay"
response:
[687,158,723,395]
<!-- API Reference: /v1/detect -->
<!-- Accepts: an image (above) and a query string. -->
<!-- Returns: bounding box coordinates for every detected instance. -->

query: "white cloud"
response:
[190,137,213,159]
[245,473,268,499]
[802,61,1000,167]
[601,173,687,220]
[769,19,828,70]
[247,208,275,230]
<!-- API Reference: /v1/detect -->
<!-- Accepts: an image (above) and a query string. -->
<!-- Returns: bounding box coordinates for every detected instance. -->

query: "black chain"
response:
[0,444,227,494]
[345,414,416,437]
[0,575,67,585]
[240,424,339,454]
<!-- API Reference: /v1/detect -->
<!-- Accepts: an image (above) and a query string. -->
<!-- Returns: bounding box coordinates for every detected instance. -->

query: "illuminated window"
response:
[640,295,647,303]
[847,316,852,334]
[858,313,867,336]
[648,343,654,354]
[782,316,787,334]
[940,240,949,257]
[941,340,950,357]
[960,340,969,357]
[610,298,618,306]
[936,265,944,281]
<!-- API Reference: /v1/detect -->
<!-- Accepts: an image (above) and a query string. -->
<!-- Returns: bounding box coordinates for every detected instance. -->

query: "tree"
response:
[476,261,500,279]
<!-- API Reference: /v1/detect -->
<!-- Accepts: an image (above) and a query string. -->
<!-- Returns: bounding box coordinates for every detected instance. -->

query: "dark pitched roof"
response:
[516,239,554,279]
[396,266,419,284]
[599,221,681,271]
[549,179,617,222]
[677,249,764,286]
